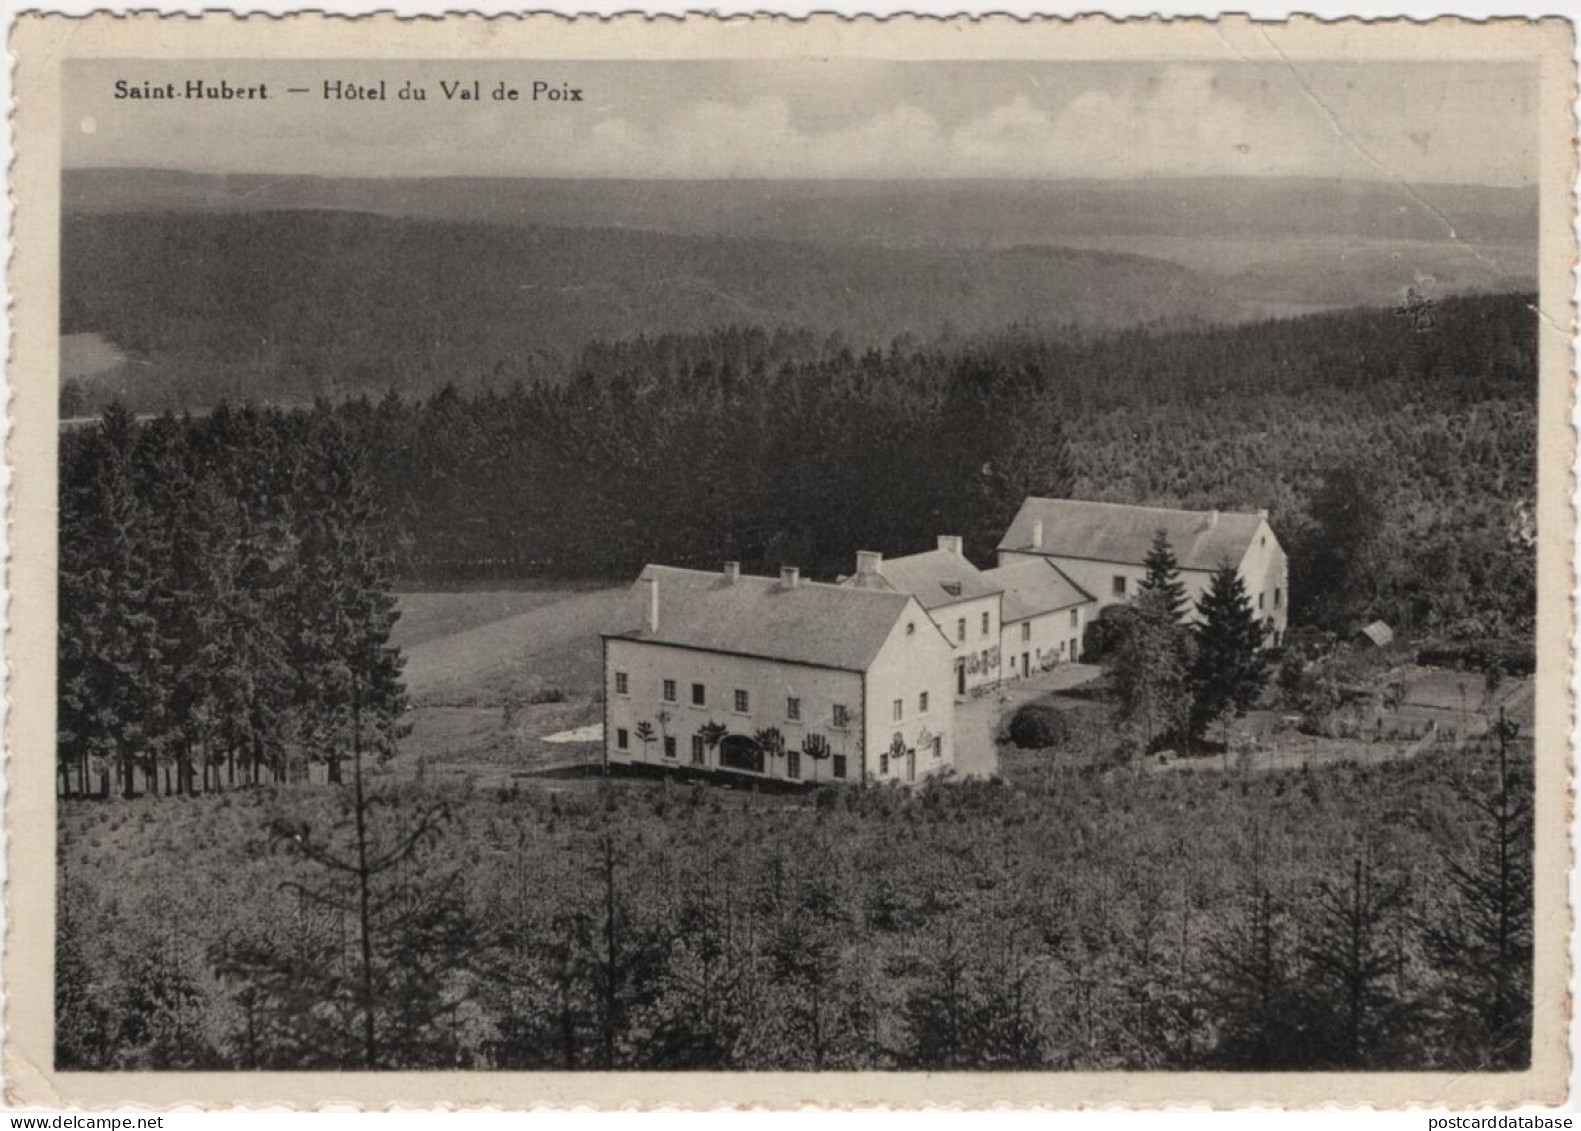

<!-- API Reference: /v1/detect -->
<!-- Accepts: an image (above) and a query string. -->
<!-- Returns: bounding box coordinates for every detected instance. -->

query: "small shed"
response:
[1354,620,1394,649]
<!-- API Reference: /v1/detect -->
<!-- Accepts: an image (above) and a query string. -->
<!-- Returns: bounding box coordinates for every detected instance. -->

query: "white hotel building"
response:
[601,561,956,785]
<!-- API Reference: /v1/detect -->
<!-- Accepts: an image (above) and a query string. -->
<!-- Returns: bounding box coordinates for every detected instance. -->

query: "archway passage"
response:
[719,733,764,774]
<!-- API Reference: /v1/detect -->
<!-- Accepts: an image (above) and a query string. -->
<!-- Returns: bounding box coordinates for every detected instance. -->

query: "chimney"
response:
[723,560,740,584]
[856,550,883,576]
[1031,519,1043,549]
[1207,510,1220,528]
[937,535,963,556]
[644,575,659,633]
[780,565,800,589]
[1257,508,1269,520]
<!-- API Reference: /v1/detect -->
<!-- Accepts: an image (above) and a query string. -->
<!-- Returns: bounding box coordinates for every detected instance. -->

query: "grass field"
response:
[394,585,629,779]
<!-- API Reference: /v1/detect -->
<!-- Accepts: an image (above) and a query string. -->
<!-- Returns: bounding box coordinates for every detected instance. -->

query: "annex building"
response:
[839,537,1005,697]
[601,499,1288,785]
[997,498,1289,643]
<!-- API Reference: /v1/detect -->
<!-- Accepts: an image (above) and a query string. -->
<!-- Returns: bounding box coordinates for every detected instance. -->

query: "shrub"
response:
[1008,705,1072,751]
[528,687,567,705]
[1416,638,1534,677]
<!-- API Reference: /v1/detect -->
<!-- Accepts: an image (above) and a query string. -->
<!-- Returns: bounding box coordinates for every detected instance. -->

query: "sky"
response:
[67,59,1536,186]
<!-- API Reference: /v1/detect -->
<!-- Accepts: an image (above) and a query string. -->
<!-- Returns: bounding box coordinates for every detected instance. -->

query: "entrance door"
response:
[906,749,916,782]
[719,734,764,774]
[956,658,966,695]
[1070,637,1078,661]
[1022,652,1030,679]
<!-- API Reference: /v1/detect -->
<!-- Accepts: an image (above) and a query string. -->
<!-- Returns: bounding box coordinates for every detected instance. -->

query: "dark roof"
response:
[981,558,1095,622]
[840,548,1000,611]
[607,565,916,672]
[998,497,1269,573]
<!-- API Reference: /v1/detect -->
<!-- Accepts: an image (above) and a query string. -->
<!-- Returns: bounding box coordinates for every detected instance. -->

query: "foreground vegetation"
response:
[57,733,1531,1072]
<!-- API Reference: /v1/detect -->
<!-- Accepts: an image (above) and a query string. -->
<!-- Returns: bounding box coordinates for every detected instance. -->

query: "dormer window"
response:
[942,581,962,597]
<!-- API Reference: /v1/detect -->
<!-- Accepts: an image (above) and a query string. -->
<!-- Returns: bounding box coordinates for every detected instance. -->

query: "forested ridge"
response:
[62,292,1536,641]
[367,292,1534,641]
[60,209,1229,413]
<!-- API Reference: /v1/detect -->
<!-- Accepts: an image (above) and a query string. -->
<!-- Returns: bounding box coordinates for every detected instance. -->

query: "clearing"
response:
[394,584,630,783]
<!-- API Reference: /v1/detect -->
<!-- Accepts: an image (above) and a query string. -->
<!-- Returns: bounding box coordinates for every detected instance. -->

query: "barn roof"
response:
[981,558,1095,622]
[607,565,917,672]
[839,548,1001,611]
[998,497,1269,573]
[1355,621,1395,648]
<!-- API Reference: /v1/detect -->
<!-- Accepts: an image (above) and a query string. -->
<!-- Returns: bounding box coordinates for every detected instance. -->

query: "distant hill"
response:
[60,170,1537,413]
[61,209,1234,412]
[66,169,1536,247]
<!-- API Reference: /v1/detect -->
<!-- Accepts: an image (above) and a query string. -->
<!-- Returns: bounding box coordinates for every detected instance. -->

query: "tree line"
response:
[341,292,1528,643]
[58,404,407,798]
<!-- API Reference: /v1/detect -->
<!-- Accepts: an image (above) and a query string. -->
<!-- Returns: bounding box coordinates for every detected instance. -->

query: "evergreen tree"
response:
[1203,828,1303,1067]
[1106,589,1194,760]
[1298,849,1418,1068]
[58,404,166,799]
[1423,711,1533,1068]
[1139,529,1189,621]
[1189,564,1269,748]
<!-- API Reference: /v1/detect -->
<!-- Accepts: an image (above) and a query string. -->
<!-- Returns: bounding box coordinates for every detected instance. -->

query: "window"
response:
[616,728,629,750]
[981,611,990,636]
[691,735,705,764]
[1021,622,1031,643]
[919,691,929,714]
[734,689,750,713]
[615,671,629,695]
[787,750,801,779]
[663,736,676,759]
[933,736,942,759]
[1258,592,1266,610]
[1275,588,1283,608]
[691,682,706,706]
[893,698,903,722]
[833,704,850,729]
[833,754,847,779]
[956,618,966,643]
[879,751,889,775]
[787,696,801,721]
[1112,576,1127,597]
[1070,609,1080,628]
[906,621,915,635]
[662,679,676,702]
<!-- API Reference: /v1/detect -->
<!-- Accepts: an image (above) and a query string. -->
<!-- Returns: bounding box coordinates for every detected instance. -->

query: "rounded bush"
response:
[1008,704,1072,750]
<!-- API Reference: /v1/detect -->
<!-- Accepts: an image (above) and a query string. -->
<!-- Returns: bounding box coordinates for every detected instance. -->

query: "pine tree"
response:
[1106,589,1194,761]
[1423,711,1533,1068]
[58,404,166,799]
[1139,529,1189,622]
[1189,564,1269,748]
[1203,827,1302,1067]
[1298,848,1417,1068]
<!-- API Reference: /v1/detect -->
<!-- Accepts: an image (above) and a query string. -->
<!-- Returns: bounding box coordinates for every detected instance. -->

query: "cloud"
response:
[566,66,1292,181]
[67,59,1533,187]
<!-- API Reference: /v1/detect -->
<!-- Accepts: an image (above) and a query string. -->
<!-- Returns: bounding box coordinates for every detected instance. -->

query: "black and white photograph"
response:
[17,13,1571,1106]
